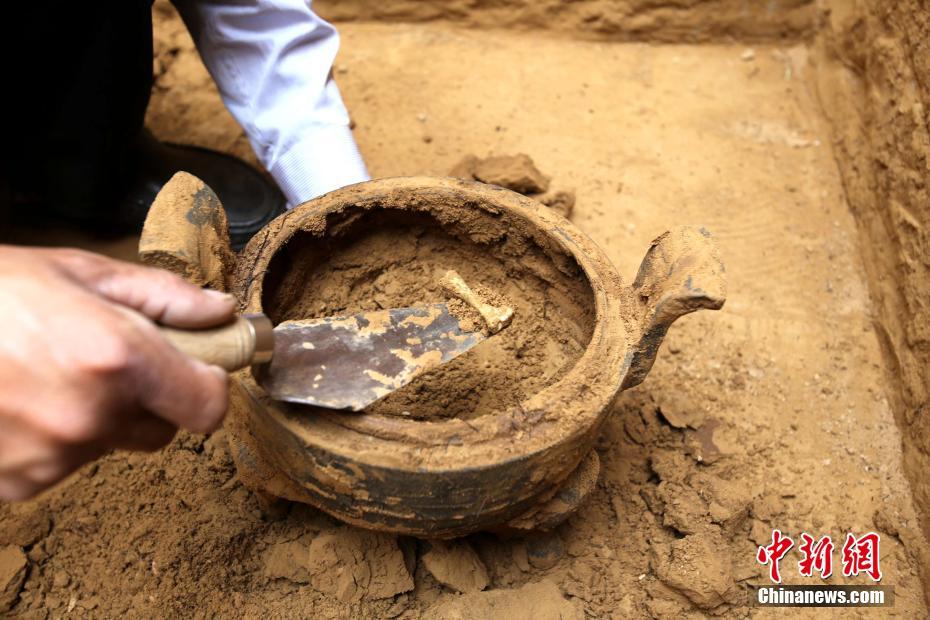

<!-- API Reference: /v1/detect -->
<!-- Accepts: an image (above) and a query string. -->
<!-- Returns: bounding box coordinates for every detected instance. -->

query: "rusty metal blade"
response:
[257,303,486,411]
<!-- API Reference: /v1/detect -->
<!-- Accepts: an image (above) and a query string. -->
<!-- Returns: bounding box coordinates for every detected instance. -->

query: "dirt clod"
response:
[306,528,413,602]
[471,154,550,194]
[51,571,70,589]
[651,531,738,610]
[421,540,489,593]
[537,190,576,219]
[0,546,27,613]
[655,472,754,536]
[0,504,50,548]
[655,390,705,430]
[449,154,575,219]
[263,536,313,583]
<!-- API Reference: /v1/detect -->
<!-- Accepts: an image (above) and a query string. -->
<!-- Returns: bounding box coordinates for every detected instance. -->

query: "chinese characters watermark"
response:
[756,530,882,584]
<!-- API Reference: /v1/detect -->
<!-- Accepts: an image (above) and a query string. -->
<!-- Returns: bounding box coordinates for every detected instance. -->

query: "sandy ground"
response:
[1,6,927,618]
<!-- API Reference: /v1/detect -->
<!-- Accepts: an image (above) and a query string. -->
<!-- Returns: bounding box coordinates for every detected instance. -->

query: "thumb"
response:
[61,252,237,328]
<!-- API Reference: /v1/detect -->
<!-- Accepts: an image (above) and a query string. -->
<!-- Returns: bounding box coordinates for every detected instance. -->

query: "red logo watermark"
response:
[757,531,882,583]
[841,532,882,581]
[756,529,794,583]
[798,533,834,579]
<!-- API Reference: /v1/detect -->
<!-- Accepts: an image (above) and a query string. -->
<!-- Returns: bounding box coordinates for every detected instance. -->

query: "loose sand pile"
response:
[1,1,928,617]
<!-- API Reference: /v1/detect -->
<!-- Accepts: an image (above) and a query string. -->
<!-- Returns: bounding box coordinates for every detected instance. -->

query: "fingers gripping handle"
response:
[158,314,274,372]
[621,227,726,390]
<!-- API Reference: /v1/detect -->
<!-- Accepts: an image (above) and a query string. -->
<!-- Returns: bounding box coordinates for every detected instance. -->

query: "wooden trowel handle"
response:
[158,314,275,371]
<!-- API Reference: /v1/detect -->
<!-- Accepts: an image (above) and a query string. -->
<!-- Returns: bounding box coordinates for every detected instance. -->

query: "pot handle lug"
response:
[138,171,236,292]
[622,226,726,390]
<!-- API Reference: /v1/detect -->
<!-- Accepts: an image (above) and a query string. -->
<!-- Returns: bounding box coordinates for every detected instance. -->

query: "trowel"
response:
[157,271,513,411]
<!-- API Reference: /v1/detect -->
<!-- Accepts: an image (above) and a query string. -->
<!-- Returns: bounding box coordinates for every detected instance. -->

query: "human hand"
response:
[0,246,237,500]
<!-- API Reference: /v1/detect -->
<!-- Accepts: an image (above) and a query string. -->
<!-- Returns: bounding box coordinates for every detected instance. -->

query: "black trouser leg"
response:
[3,1,153,227]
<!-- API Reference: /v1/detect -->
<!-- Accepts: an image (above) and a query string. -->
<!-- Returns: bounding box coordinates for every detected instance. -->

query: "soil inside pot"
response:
[259,208,596,420]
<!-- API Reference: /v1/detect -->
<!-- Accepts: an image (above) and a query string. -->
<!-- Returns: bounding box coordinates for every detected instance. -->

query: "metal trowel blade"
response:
[257,303,486,411]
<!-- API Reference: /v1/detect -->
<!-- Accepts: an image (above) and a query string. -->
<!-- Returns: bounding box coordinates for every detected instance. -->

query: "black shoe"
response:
[120,130,286,250]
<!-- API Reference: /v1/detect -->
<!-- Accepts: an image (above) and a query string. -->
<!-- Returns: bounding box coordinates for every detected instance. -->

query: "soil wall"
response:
[314,0,818,42]
[811,0,930,577]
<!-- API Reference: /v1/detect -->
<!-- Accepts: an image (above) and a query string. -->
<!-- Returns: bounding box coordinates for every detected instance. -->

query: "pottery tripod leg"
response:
[138,171,236,292]
[137,173,284,505]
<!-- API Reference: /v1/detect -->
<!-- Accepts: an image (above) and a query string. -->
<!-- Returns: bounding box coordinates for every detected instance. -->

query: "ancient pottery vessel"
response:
[140,173,726,538]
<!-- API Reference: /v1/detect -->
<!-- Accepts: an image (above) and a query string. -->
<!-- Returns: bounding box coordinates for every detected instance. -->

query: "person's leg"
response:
[3,1,285,249]
[5,1,153,227]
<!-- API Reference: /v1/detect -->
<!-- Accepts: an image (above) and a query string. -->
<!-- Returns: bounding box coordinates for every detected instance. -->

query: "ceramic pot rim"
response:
[234,177,634,471]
